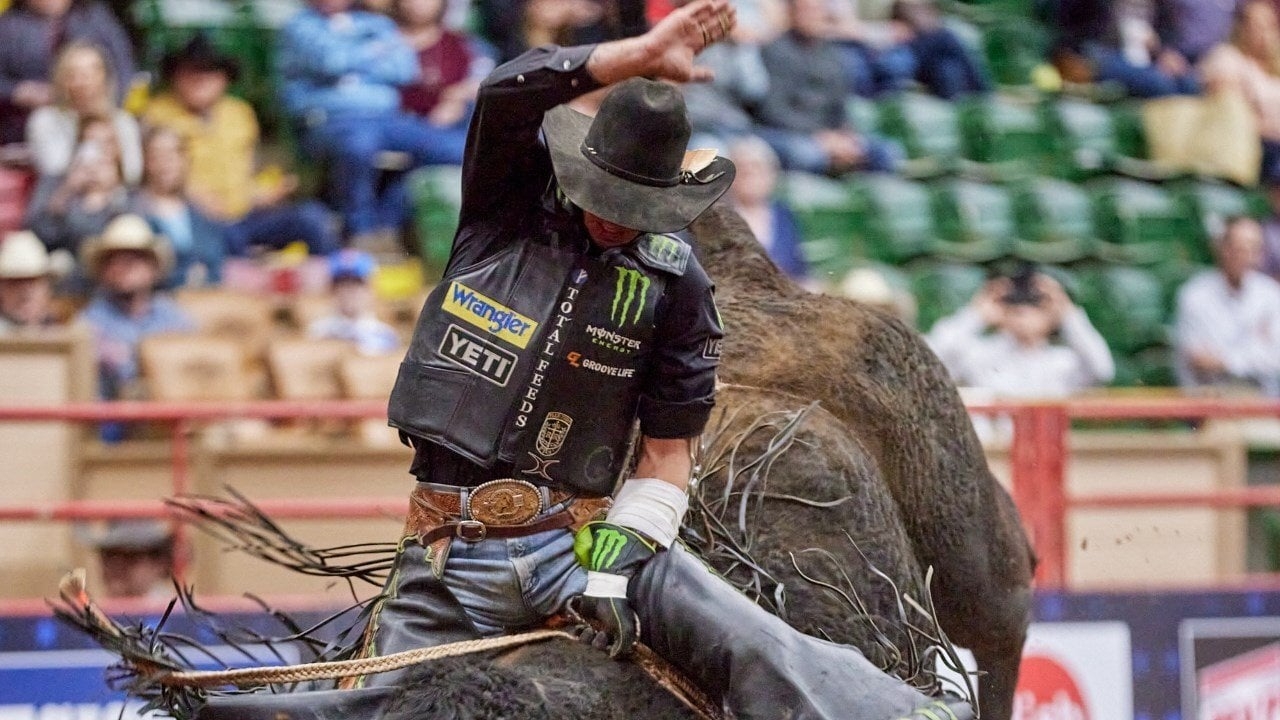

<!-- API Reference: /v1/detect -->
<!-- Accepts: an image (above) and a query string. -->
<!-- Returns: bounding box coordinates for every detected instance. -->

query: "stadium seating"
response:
[139,334,252,402]
[1173,179,1268,265]
[1088,177,1193,265]
[1076,265,1169,355]
[1010,177,1096,263]
[877,92,964,167]
[850,174,940,264]
[408,166,463,276]
[910,261,988,332]
[959,94,1048,167]
[930,178,1018,262]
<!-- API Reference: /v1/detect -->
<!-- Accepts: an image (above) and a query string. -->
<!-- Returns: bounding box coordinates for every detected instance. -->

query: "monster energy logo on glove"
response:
[590,527,629,570]
[611,267,650,327]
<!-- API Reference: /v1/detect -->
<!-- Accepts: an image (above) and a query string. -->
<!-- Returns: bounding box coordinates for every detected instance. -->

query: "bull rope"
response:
[144,632,720,720]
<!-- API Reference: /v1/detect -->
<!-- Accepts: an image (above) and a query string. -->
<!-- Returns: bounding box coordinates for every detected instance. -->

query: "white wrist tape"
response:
[606,477,688,548]
[584,570,629,599]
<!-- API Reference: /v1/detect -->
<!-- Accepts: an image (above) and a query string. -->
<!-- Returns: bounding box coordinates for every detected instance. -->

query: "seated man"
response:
[1176,215,1280,395]
[277,0,466,243]
[87,520,175,600]
[144,35,339,259]
[77,214,195,402]
[351,2,972,717]
[0,230,58,332]
[927,267,1115,397]
[755,0,902,174]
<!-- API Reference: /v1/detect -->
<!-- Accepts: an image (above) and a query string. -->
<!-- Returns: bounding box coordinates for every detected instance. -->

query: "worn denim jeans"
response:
[440,508,586,635]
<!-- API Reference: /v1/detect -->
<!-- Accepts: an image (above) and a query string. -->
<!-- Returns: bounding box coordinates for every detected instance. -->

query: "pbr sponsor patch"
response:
[535,412,573,457]
[703,337,722,360]
[442,281,538,349]
[439,324,518,386]
[584,324,642,354]
[566,351,636,378]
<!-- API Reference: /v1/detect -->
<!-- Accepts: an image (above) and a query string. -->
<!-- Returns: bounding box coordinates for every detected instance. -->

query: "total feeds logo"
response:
[441,282,539,349]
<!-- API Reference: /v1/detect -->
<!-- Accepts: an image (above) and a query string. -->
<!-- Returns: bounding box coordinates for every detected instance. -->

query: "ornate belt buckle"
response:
[467,479,544,526]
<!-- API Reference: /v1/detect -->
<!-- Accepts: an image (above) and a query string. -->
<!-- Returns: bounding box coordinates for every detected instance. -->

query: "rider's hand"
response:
[641,0,737,83]
[573,590,640,658]
[572,522,657,659]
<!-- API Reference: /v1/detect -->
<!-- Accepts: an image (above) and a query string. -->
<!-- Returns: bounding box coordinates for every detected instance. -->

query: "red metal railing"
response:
[1,397,1280,597]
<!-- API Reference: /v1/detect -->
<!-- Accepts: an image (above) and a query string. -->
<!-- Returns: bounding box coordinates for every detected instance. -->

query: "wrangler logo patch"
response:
[442,281,539,349]
[439,324,518,386]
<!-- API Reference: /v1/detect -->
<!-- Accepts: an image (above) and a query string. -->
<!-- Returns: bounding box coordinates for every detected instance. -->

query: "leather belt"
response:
[408,479,609,545]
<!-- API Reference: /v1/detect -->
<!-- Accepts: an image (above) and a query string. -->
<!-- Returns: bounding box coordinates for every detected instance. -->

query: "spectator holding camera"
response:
[927,268,1115,398]
[1175,215,1280,395]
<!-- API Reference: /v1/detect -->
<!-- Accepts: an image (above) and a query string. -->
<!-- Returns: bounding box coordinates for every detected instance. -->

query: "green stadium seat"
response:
[1042,99,1122,179]
[1172,179,1268,265]
[408,165,463,272]
[779,172,864,280]
[910,261,988,332]
[849,174,940,263]
[876,92,963,166]
[982,19,1048,86]
[1087,177,1192,265]
[929,178,1018,262]
[846,96,880,135]
[1111,345,1177,388]
[1110,102,1149,160]
[1010,177,1096,263]
[1077,265,1169,354]
[959,95,1049,166]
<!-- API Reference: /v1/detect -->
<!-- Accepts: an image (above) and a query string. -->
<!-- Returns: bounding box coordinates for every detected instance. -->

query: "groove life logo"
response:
[589,527,629,570]
[610,267,650,328]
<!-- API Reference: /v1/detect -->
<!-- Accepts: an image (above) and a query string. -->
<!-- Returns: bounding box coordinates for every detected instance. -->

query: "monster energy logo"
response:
[610,267,650,327]
[590,527,629,570]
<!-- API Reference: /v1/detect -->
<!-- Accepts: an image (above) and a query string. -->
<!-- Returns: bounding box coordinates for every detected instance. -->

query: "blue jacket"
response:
[277,8,419,121]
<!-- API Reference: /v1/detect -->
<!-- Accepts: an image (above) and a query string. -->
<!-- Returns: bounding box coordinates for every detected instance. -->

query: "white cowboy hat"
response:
[80,214,175,279]
[0,231,52,279]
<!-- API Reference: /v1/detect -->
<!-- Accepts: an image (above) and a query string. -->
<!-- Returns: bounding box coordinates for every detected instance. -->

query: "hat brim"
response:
[542,104,735,234]
[81,235,176,279]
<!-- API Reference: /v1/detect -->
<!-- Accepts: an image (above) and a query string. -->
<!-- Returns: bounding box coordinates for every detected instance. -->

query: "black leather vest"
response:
[388,232,692,497]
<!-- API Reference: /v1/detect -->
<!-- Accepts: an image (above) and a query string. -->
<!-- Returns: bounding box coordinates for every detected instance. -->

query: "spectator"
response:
[0,230,57,332]
[1158,0,1243,64]
[725,135,808,281]
[1055,0,1199,97]
[1200,0,1280,184]
[831,0,991,99]
[78,214,195,401]
[927,268,1115,398]
[88,520,174,599]
[394,0,488,130]
[684,41,770,148]
[480,0,647,63]
[26,41,141,184]
[131,127,226,288]
[755,0,902,174]
[1175,215,1280,395]
[277,0,465,243]
[143,35,340,259]
[308,249,400,355]
[0,0,134,145]
[26,115,132,261]
[1262,182,1280,278]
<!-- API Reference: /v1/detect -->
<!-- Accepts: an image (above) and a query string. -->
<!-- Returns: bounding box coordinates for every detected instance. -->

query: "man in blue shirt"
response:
[277,0,468,241]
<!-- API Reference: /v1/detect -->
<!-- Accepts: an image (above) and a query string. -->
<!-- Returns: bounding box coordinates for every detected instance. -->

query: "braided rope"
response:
[147,629,722,720]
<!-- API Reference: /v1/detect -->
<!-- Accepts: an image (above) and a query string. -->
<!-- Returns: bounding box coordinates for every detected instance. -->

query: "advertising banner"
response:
[1180,617,1280,720]
[1015,622,1133,720]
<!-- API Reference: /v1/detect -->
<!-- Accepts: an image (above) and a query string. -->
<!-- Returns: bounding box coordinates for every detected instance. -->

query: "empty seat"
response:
[266,338,349,400]
[174,289,276,359]
[1010,177,1096,263]
[876,92,963,164]
[1087,178,1191,265]
[910,262,988,332]
[408,165,463,272]
[1043,99,1122,180]
[780,171,864,278]
[960,95,1048,166]
[139,334,252,402]
[850,174,940,263]
[929,178,1018,262]
[1077,265,1169,354]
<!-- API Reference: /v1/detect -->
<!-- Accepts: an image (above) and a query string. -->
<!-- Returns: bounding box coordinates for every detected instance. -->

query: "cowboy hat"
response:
[80,214,175,278]
[86,520,173,553]
[542,78,735,234]
[0,231,52,279]
[160,33,241,84]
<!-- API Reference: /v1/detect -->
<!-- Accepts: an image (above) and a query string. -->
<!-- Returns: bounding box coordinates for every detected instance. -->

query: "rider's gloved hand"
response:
[572,521,656,658]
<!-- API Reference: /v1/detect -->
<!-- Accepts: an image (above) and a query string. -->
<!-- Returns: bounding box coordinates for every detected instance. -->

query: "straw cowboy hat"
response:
[0,231,52,279]
[80,214,175,278]
[541,78,736,234]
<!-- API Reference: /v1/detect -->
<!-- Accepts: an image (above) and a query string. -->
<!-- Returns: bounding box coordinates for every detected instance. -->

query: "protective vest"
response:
[388,232,692,497]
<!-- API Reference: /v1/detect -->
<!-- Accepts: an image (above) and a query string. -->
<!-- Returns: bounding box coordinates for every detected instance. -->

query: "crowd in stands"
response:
[2,0,1280,431]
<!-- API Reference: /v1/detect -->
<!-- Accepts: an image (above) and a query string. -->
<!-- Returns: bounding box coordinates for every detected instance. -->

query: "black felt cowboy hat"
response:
[160,33,241,84]
[542,78,735,233]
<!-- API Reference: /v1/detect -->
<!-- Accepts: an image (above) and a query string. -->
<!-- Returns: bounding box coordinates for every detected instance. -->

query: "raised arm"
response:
[457,0,736,226]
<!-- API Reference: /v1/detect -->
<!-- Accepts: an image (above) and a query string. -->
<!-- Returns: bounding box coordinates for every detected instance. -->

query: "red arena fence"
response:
[1,397,1279,597]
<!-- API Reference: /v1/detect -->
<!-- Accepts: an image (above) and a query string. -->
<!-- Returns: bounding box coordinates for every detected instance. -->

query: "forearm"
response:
[632,436,694,491]
[1059,307,1115,384]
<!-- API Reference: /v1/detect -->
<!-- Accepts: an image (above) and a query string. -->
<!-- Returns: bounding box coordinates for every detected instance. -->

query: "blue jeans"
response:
[224,200,340,257]
[440,508,586,635]
[910,28,992,100]
[1087,45,1200,98]
[303,112,469,236]
[837,41,917,97]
